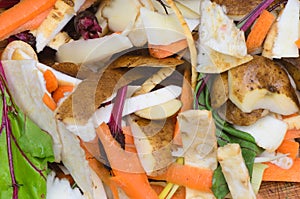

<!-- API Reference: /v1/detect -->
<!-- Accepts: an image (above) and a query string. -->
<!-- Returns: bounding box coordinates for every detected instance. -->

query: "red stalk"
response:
[237,0,275,31]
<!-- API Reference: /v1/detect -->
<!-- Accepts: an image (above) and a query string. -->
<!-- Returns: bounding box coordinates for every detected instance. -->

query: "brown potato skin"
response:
[228,55,300,109]
[210,72,229,109]
[212,0,262,20]
[219,100,266,126]
[278,59,300,90]
[132,115,174,176]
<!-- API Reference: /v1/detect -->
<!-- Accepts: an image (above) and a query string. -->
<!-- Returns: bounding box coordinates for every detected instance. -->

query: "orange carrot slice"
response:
[52,85,74,103]
[43,69,58,93]
[262,158,300,182]
[246,10,275,54]
[276,140,299,160]
[0,0,56,40]
[8,7,52,38]
[96,123,158,199]
[148,39,188,59]
[284,129,300,140]
[149,163,213,193]
[42,93,57,111]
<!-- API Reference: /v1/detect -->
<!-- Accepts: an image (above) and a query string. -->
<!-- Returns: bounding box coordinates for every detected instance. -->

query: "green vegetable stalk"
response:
[0,62,54,199]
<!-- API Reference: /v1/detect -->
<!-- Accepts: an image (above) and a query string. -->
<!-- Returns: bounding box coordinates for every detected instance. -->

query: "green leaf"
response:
[212,166,230,199]
[0,85,54,198]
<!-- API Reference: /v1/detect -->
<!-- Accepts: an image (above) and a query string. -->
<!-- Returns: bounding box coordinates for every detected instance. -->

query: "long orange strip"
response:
[8,7,52,38]
[149,163,213,193]
[246,10,275,54]
[0,0,56,40]
[96,123,158,199]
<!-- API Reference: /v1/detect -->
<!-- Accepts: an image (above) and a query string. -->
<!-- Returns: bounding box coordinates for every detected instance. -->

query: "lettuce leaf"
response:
[0,70,54,199]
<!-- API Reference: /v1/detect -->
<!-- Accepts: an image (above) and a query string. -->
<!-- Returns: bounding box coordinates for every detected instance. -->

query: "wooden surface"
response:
[258,182,300,198]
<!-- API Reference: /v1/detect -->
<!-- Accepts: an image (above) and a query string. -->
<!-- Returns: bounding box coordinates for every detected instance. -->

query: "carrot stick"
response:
[43,69,58,93]
[149,163,213,193]
[8,7,52,38]
[284,129,300,140]
[276,140,299,160]
[148,39,188,59]
[52,85,74,103]
[42,93,57,111]
[0,0,56,40]
[246,10,275,54]
[262,158,300,182]
[96,123,159,199]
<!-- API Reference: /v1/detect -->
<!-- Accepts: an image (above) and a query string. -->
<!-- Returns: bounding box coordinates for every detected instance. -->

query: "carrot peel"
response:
[246,10,275,54]
[149,163,213,193]
[0,0,56,40]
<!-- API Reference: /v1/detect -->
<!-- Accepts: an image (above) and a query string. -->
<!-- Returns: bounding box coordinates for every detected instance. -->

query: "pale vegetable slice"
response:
[251,163,268,194]
[127,15,148,47]
[133,67,176,95]
[1,40,37,60]
[197,43,253,73]
[199,0,247,57]
[90,168,108,199]
[176,110,218,198]
[127,115,174,175]
[140,7,186,45]
[228,56,300,115]
[57,121,94,198]
[262,0,299,58]
[56,33,133,64]
[2,60,62,161]
[176,110,217,169]
[93,85,182,126]
[234,115,287,152]
[210,73,228,109]
[34,0,85,52]
[174,0,200,15]
[95,0,110,37]
[47,31,73,51]
[165,0,198,89]
[102,0,141,32]
[134,99,182,120]
[217,143,256,199]
[282,115,300,130]
[173,0,200,19]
